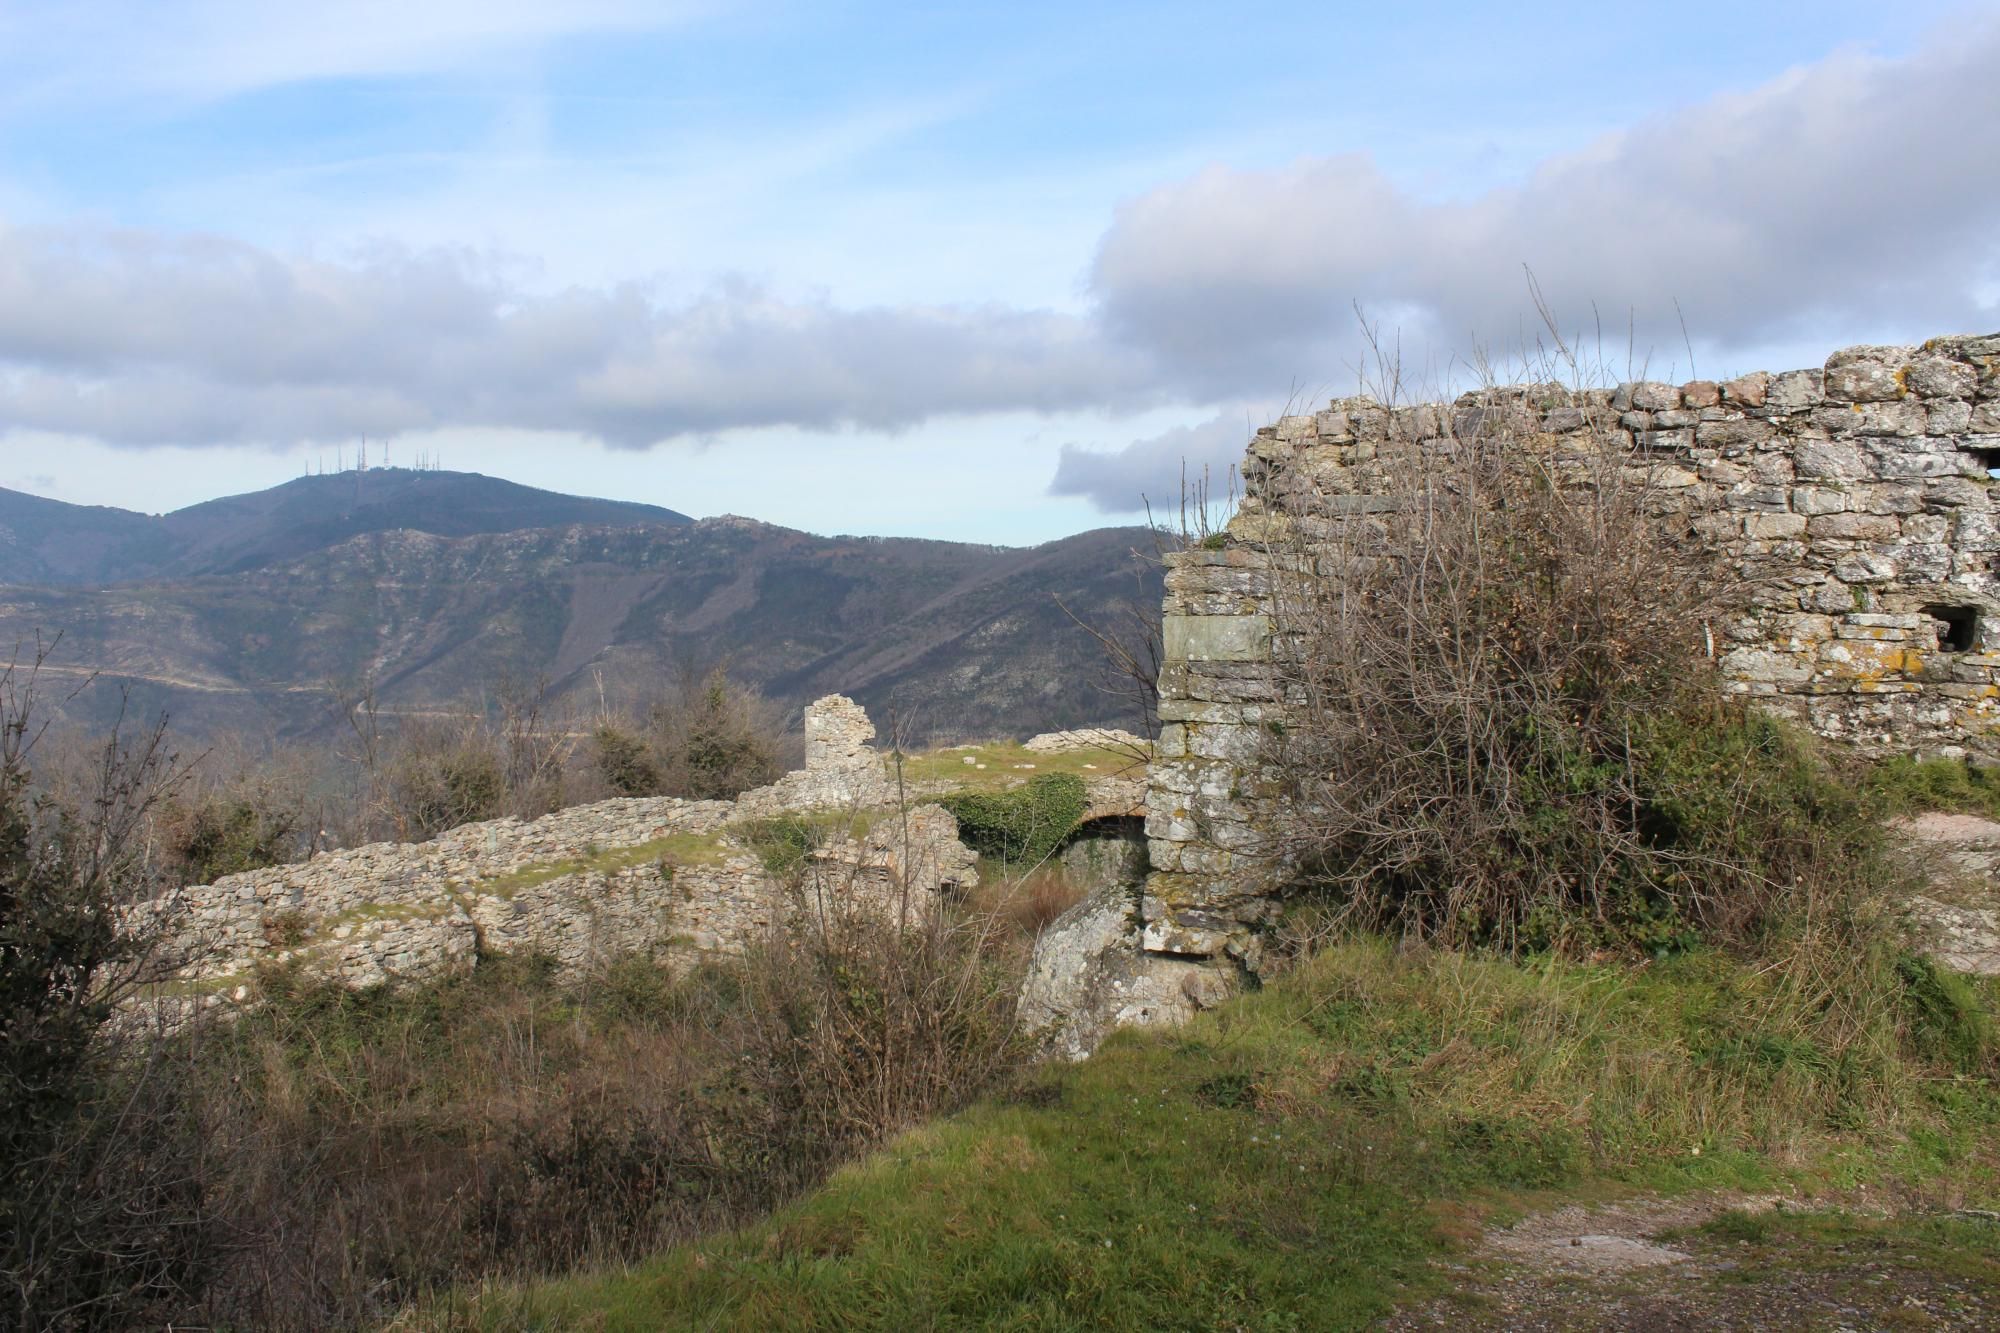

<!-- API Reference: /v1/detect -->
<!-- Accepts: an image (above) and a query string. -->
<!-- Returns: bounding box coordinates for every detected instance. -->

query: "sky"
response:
[0,1,1996,544]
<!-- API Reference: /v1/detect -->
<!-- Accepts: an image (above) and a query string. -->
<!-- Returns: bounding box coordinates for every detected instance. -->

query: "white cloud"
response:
[4,16,1999,467]
[1048,409,1259,515]
[0,224,1159,447]
[1088,18,2000,392]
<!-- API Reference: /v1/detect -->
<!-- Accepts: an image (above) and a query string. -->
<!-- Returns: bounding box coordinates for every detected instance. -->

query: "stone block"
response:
[1629,381,1679,411]
[1851,401,1930,437]
[1723,371,1770,407]
[1824,360,1908,404]
[1724,483,1791,512]
[1697,418,1776,449]
[1930,400,1975,433]
[1162,613,1272,663]
[1924,476,1987,509]
[1792,486,1851,515]
[1638,428,1695,453]
[1719,647,1813,685]
[1743,513,1807,539]
[1766,370,1824,411]
[1816,638,1913,679]
[1859,483,1923,515]
[1953,509,2000,552]
[1186,723,1264,763]
[1807,512,1901,541]
[1832,552,1896,584]
[1902,512,1950,543]
[1682,380,1720,408]
[1908,356,1978,399]
[1794,439,1872,480]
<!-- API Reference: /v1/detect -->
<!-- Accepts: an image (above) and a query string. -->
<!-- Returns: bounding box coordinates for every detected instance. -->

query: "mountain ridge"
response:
[0,468,693,587]
[0,473,1160,745]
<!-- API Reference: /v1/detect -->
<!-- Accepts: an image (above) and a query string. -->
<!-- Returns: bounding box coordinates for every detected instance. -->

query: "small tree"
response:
[0,651,205,1327]
[590,722,663,797]
[649,668,782,801]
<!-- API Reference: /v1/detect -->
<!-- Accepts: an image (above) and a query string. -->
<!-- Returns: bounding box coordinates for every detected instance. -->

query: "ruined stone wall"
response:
[137,696,971,1010]
[1143,334,2000,967]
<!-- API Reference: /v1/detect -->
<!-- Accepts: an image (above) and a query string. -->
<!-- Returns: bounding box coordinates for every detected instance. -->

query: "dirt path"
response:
[1381,1193,2000,1331]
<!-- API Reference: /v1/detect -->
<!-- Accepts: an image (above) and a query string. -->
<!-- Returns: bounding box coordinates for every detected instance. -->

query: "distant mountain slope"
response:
[0,516,1162,744]
[0,469,691,586]
[0,486,175,586]
[153,469,691,577]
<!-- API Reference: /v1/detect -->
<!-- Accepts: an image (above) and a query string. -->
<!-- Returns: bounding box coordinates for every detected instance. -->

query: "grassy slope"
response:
[439,938,2000,1331]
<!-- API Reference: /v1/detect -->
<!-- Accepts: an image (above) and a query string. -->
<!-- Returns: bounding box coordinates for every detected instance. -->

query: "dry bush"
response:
[1260,368,1884,955]
[970,863,1086,938]
[25,835,1026,1330]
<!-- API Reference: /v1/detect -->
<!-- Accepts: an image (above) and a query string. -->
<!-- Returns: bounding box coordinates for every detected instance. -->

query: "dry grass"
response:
[965,862,1088,938]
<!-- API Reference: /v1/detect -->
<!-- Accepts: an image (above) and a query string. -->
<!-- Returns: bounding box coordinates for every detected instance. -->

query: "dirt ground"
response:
[1380,1192,2000,1331]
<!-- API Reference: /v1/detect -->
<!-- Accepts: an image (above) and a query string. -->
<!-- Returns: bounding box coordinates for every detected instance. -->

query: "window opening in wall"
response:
[1924,604,1980,653]
[1969,446,2000,478]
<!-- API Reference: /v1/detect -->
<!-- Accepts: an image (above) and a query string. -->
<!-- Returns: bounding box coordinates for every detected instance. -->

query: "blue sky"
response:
[1,1,1995,542]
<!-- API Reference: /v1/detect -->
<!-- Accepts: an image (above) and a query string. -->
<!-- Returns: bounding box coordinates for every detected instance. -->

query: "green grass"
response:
[474,832,729,897]
[434,937,2000,1330]
[1682,1207,2000,1287]
[1866,755,2000,821]
[726,811,877,875]
[894,740,1148,795]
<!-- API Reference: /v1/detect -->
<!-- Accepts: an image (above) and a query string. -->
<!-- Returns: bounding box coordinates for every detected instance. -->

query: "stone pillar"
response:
[1139,546,1290,966]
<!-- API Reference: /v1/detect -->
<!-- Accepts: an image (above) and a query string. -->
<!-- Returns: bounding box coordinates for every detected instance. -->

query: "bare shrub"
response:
[1260,372,1877,954]
[978,863,1085,937]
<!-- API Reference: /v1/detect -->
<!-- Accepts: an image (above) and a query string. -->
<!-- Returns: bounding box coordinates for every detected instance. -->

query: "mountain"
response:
[0,474,1160,745]
[0,469,692,586]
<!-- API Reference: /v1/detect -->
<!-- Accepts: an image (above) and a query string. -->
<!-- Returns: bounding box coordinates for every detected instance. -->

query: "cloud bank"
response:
[3,16,1998,517]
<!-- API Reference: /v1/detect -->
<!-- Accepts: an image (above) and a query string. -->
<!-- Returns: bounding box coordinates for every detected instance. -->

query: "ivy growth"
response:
[938,773,1087,868]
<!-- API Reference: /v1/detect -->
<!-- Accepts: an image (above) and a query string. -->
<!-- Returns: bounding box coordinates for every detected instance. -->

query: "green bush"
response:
[939,772,1087,868]
[387,737,506,838]
[736,815,824,876]
[591,722,663,797]
[1865,754,2000,821]
[651,670,782,801]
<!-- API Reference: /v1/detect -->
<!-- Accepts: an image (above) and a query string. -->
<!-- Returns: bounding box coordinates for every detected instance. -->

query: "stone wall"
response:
[1142,333,2000,968]
[138,696,968,1008]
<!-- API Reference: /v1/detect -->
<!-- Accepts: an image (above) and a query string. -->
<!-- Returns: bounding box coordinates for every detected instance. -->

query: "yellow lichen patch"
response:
[477,832,729,898]
[1817,640,1910,679]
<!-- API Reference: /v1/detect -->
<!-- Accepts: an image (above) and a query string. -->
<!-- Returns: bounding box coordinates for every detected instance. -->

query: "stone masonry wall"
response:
[138,696,970,1009]
[1143,333,2000,967]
